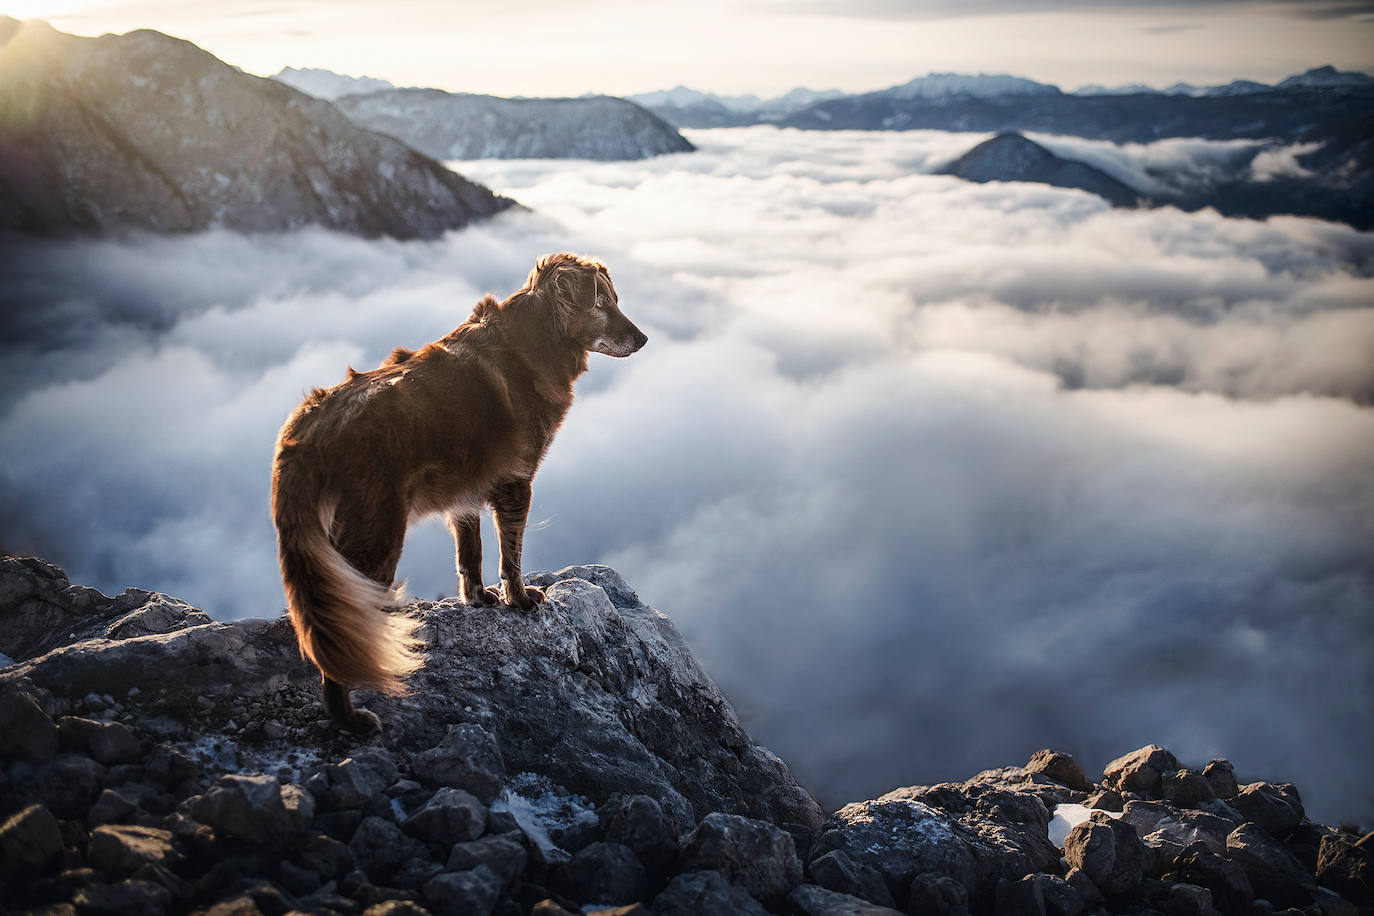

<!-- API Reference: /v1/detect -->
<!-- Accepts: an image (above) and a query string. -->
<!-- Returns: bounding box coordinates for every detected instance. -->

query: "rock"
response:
[1202,760,1238,800]
[907,872,970,916]
[1163,769,1217,809]
[1163,882,1215,916]
[403,787,488,848]
[423,865,502,916]
[350,815,425,884]
[1314,834,1373,904]
[279,783,315,833]
[294,833,357,882]
[1063,811,1147,897]
[1120,801,1238,867]
[787,883,905,915]
[1038,874,1084,916]
[1102,745,1181,798]
[39,754,107,817]
[1171,845,1253,915]
[189,774,293,845]
[1025,750,1093,792]
[808,848,895,908]
[331,749,399,807]
[603,795,677,880]
[652,870,770,916]
[1225,823,1310,906]
[87,787,140,826]
[56,715,103,752]
[362,903,432,916]
[412,724,505,804]
[0,803,63,872]
[88,721,140,766]
[446,834,527,891]
[4,562,822,840]
[1085,789,1125,812]
[679,811,802,902]
[553,841,647,906]
[996,874,1047,916]
[1230,783,1304,839]
[70,879,172,914]
[87,825,179,877]
[0,682,58,761]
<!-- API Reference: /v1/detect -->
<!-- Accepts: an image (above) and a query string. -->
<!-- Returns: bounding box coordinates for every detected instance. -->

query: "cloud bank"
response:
[2,126,1371,825]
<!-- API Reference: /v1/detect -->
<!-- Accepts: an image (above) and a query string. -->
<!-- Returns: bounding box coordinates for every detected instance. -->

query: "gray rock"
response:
[1202,760,1238,799]
[71,879,172,915]
[3,562,823,839]
[1163,769,1217,808]
[412,723,505,803]
[1225,823,1311,907]
[294,832,357,882]
[0,23,513,240]
[1038,874,1084,916]
[189,773,292,845]
[0,803,63,872]
[87,824,179,876]
[332,749,400,807]
[908,872,970,916]
[87,787,141,825]
[811,783,1059,910]
[423,864,502,916]
[279,783,315,833]
[403,787,488,848]
[1314,834,1373,905]
[553,841,647,906]
[603,795,677,880]
[89,721,140,765]
[680,811,802,902]
[808,848,895,908]
[1230,783,1304,839]
[334,89,695,161]
[1121,801,1238,867]
[652,869,770,916]
[0,681,58,761]
[350,815,425,883]
[1025,749,1093,792]
[39,754,106,817]
[996,874,1048,916]
[1102,745,1180,798]
[445,834,527,891]
[1164,882,1215,916]
[1063,812,1147,897]
[787,883,905,915]
[1171,846,1253,915]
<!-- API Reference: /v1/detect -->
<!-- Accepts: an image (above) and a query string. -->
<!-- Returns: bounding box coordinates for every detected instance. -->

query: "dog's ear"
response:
[468,294,499,324]
[526,253,606,331]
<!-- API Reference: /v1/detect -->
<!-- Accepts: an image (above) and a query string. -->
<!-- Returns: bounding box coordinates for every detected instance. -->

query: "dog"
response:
[271,253,647,732]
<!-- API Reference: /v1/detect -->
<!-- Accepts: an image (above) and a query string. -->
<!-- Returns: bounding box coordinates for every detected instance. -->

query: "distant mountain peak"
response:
[888,72,1061,99]
[939,132,1146,208]
[271,65,396,100]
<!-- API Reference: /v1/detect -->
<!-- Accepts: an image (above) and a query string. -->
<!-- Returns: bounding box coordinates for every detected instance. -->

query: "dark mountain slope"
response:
[940,132,1146,207]
[0,19,513,239]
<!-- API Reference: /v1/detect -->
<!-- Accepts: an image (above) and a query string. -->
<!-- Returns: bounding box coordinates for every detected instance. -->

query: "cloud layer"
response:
[2,126,1371,825]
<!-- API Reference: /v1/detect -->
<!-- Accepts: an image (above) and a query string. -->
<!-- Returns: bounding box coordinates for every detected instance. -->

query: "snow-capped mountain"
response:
[889,73,1060,99]
[626,85,846,127]
[271,65,395,100]
[0,19,512,238]
[333,88,693,161]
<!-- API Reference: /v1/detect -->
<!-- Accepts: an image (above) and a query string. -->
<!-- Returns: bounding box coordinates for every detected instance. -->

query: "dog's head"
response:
[525,253,648,358]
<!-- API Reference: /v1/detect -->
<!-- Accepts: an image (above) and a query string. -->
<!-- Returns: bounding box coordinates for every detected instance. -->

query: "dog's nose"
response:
[631,329,648,352]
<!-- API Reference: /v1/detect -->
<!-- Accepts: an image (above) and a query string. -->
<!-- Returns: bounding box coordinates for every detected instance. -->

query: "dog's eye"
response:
[594,296,607,310]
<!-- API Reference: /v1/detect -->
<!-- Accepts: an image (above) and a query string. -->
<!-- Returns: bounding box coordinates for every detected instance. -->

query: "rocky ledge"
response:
[0,556,1369,916]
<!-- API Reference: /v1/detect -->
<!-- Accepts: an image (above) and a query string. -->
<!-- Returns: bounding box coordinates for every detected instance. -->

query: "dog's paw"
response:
[461,584,500,606]
[342,707,381,735]
[502,583,545,612]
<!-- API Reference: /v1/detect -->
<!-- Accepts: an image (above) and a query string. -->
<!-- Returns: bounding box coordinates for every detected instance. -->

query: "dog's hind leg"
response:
[322,498,408,734]
[491,479,545,612]
[446,512,499,606]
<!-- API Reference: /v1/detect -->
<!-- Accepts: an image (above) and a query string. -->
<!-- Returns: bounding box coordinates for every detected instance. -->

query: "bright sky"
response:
[12,0,1374,97]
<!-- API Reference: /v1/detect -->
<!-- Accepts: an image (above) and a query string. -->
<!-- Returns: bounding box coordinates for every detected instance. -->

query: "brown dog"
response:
[271,253,647,732]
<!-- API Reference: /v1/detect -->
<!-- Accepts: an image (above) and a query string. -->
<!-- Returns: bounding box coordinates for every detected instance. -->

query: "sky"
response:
[10,0,1374,97]
[3,128,1371,827]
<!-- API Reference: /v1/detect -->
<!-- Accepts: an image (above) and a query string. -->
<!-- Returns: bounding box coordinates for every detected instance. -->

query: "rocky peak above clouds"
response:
[2,555,1370,914]
[0,19,513,239]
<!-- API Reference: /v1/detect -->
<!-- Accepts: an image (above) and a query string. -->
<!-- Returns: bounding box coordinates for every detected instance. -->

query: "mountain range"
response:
[0,20,512,239]
[331,89,693,162]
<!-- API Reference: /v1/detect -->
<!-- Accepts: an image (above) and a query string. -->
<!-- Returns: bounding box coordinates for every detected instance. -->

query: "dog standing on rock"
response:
[271,253,648,732]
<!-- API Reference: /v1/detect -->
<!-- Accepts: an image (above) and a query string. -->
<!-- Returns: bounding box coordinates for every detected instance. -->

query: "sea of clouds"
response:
[2,126,1371,824]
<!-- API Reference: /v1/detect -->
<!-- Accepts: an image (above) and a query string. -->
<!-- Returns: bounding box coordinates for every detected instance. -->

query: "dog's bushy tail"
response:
[272,457,423,695]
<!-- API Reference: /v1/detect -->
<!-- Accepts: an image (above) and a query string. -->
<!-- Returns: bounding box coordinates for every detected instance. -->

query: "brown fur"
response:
[271,253,647,732]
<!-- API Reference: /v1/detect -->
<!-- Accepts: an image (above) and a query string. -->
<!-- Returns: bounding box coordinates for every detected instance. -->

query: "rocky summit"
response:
[1,555,1370,916]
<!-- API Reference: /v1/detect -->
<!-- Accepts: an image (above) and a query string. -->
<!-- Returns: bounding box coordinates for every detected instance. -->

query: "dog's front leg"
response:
[491,479,545,612]
[446,512,498,606]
